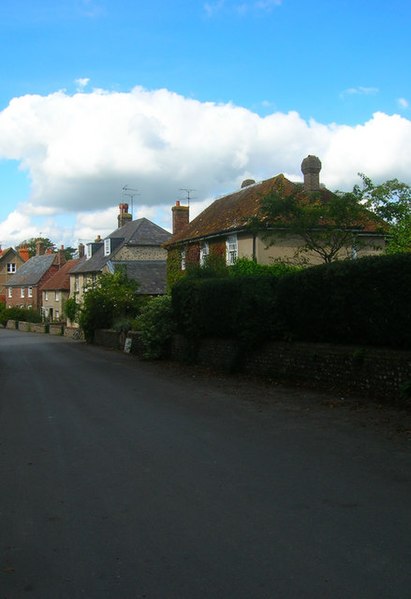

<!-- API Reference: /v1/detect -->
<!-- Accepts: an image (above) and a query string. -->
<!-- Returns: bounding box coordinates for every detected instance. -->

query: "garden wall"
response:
[171,335,411,403]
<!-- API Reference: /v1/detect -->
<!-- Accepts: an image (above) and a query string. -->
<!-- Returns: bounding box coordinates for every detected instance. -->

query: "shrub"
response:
[136,295,176,359]
[229,257,301,278]
[0,307,42,326]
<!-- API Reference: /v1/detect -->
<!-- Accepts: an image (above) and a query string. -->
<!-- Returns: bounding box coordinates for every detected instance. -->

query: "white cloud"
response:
[0,86,410,247]
[398,97,409,109]
[75,77,91,92]
[341,86,379,98]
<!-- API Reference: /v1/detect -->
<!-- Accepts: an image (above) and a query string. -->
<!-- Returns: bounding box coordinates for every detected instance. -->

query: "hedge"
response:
[172,254,411,350]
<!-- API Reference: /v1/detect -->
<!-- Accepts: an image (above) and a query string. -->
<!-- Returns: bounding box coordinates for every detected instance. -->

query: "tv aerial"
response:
[179,188,196,206]
[122,185,139,218]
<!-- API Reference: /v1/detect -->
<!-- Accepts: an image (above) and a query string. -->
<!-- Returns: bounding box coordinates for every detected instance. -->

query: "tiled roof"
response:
[74,217,171,274]
[165,174,385,247]
[40,259,81,291]
[7,254,56,286]
[109,260,167,295]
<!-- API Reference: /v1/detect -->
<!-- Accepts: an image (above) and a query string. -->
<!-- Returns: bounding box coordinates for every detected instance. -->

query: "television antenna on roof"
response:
[122,185,139,219]
[179,188,196,206]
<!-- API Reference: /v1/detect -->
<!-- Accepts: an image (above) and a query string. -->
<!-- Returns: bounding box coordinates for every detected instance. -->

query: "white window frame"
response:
[20,287,25,298]
[7,263,16,273]
[226,234,238,265]
[104,238,111,256]
[45,291,49,301]
[8,288,12,298]
[75,276,79,292]
[181,248,186,271]
[55,290,60,301]
[28,287,33,298]
[86,243,93,259]
[200,241,209,266]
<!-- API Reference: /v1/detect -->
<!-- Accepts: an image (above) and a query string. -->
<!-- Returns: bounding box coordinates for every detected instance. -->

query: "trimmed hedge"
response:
[172,254,411,350]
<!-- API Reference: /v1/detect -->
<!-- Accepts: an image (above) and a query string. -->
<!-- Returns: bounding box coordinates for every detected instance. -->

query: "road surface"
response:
[1,328,410,598]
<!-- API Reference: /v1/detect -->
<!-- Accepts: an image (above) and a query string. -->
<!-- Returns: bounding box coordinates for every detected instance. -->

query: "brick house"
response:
[69,203,171,310]
[41,259,82,322]
[164,156,387,277]
[0,246,28,303]
[5,242,66,311]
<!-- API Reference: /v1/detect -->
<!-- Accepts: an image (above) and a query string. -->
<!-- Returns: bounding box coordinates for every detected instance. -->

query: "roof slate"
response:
[109,260,167,295]
[74,217,171,274]
[7,254,57,286]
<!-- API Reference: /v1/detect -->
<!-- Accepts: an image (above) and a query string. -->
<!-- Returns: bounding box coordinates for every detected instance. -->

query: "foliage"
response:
[18,237,56,257]
[63,297,79,323]
[356,174,411,254]
[172,253,411,351]
[261,187,366,263]
[172,276,282,346]
[228,257,301,277]
[276,253,411,349]
[135,295,176,359]
[78,269,141,342]
[0,307,42,326]
[185,252,229,279]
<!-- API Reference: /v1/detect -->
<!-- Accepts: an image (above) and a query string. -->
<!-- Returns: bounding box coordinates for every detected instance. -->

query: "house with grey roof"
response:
[5,243,66,311]
[69,203,171,307]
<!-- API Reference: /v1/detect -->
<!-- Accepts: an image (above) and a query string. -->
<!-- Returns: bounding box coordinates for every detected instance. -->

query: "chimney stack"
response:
[172,201,190,235]
[301,155,322,192]
[78,243,85,258]
[35,239,45,256]
[118,203,132,229]
[19,244,30,261]
[57,245,66,267]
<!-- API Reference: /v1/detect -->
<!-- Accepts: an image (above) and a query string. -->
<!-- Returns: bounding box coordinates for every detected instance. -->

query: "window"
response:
[181,248,186,271]
[75,276,79,292]
[86,244,93,259]
[200,242,209,266]
[7,263,16,273]
[8,288,12,298]
[28,287,33,298]
[55,309,59,320]
[20,288,25,298]
[104,238,111,256]
[45,291,48,301]
[226,234,238,265]
[55,291,60,301]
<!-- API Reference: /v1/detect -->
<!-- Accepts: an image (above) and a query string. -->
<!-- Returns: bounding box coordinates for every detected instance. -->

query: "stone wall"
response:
[171,335,411,403]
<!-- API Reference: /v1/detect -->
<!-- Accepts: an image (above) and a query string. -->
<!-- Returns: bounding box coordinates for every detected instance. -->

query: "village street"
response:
[1,328,410,599]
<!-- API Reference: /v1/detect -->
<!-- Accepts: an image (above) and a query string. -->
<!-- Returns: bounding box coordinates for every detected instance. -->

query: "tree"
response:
[356,174,411,254]
[261,185,367,264]
[78,269,142,342]
[18,237,56,257]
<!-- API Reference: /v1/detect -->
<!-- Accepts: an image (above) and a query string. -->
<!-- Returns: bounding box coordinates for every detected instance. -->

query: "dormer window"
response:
[7,263,16,273]
[104,238,111,256]
[86,244,93,259]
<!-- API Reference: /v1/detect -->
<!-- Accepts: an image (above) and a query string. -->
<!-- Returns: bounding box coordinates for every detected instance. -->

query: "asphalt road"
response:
[1,328,410,599]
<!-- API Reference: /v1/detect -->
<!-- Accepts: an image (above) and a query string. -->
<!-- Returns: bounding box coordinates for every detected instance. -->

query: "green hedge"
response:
[172,254,411,350]
[0,307,42,327]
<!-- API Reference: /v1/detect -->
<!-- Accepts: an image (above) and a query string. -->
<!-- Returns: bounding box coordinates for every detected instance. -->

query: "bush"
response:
[0,307,42,326]
[229,257,301,278]
[171,254,411,350]
[277,253,411,349]
[136,295,176,359]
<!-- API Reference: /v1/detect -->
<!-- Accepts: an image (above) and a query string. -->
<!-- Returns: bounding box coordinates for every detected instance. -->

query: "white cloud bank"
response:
[0,85,411,247]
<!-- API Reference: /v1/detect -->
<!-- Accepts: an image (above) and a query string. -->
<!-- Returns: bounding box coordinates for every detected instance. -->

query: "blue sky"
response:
[0,0,410,248]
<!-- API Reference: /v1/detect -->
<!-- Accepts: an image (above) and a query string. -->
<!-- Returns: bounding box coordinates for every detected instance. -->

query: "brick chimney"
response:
[301,155,322,192]
[35,239,45,256]
[118,203,132,229]
[172,201,190,235]
[78,243,85,258]
[57,245,66,267]
[19,244,30,261]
